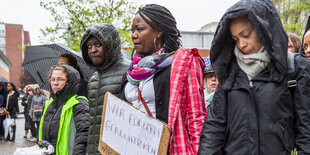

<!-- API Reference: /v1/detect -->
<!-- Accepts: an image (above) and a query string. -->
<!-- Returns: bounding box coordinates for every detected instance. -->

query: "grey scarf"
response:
[234,46,270,80]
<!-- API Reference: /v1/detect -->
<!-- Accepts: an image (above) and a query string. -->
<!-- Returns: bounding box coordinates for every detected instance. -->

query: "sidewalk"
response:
[0,114,35,154]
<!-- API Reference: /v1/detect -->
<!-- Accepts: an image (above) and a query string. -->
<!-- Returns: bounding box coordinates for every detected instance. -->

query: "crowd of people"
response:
[1,0,310,154]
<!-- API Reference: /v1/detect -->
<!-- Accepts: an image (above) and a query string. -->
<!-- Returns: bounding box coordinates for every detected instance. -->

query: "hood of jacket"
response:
[51,65,80,103]
[210,0,287,90]
[80,23,123,71]
[300,16,310,54]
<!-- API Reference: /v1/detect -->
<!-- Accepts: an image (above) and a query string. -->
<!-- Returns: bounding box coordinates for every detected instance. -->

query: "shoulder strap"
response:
[137,88,153,117]
[287,52,297,88]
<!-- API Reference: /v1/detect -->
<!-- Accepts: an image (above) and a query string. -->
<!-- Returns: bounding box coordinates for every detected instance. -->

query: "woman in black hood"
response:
[300,16,310,59]
[38,65,89,155]
[198,0,310,154]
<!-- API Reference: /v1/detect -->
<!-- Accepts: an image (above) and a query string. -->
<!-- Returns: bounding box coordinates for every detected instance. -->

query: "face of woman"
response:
[50,70,68,93]
[6,84,12,91]
[205,73,218,93]
[131,14,162,56]
[27,88,33,95]
[57,57,69,65]
[230,17,263,55]
[303,30,310,59]
[35,89,41,94]
[288,37,296,53]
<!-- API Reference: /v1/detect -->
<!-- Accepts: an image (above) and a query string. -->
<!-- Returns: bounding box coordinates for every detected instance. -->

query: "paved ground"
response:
[0,114,36,155]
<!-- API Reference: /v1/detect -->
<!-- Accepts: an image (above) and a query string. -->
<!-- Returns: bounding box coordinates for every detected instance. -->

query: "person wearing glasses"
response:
[80,23,129,155]
[38,65,89,155]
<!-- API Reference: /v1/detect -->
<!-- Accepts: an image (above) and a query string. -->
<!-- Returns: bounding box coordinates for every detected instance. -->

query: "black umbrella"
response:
[22,44,94,90]
[0,76,8,83]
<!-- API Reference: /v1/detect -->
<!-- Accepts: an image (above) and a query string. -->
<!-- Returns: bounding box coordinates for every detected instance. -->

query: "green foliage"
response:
[40,0,139,51]
[272,0,310,37]
[18,44,30,51]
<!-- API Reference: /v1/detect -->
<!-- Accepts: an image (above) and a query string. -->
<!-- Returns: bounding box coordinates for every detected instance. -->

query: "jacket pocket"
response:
[275,119,295,151]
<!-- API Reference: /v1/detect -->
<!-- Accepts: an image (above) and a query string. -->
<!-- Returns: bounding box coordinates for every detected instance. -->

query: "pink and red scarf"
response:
[127,48,175,85]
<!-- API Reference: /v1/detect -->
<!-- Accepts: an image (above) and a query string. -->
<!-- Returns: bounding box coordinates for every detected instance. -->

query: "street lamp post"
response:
[59,26,71,47]
[68,26,71,47]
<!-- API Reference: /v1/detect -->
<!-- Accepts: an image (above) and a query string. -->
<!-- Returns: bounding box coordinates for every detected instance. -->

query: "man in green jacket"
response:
[80,23,130,155]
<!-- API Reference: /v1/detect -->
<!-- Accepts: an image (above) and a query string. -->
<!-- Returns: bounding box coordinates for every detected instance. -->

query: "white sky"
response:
[0,0,239,45]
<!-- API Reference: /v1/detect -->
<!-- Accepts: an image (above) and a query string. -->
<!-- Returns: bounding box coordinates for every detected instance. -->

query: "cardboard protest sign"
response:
[99,92,171,155]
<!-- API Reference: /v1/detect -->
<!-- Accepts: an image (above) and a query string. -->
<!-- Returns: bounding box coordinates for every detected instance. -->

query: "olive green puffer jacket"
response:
[80,23,130,155]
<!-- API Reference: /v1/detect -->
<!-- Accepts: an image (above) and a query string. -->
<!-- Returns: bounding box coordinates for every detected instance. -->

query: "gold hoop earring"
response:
[131,48,135,60]
[153,37,161,51]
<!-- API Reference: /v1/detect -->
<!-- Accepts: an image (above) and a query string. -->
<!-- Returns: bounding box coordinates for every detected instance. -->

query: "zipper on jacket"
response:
[91,72,102,148]
[280,124,285,132]
[248,79,259,153]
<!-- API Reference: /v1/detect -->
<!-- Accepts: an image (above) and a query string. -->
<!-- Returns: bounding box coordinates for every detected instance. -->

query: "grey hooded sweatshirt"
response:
[80,23,130,155]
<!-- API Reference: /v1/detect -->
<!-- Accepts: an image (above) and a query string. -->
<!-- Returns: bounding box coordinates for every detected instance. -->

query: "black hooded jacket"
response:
[80,23,130,155]
[41,65,89,155]
[198,0,310,154]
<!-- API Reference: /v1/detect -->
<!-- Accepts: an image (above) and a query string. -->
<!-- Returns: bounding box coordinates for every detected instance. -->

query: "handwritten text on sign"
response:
[102,93,163,155]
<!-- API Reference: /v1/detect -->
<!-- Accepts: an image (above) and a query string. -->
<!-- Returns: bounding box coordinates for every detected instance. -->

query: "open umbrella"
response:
[0,76,8,83]
[22,44,94,90]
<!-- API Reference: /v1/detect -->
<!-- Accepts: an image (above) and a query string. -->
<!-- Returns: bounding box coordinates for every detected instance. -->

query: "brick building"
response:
[0,49,12,80]
[0,21,30,89]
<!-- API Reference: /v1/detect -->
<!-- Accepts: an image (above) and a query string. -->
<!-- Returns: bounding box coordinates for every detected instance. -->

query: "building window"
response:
[0,48,5,54]
[0,38,4,47]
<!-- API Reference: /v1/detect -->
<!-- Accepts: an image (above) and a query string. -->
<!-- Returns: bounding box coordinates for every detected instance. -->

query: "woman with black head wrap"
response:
[120,4,207,154]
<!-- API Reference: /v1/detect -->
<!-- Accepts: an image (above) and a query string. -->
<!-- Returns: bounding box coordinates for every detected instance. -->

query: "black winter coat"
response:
[77,77,88,97]
[41,65,89,155]
[6,91,19,119]
[120,66,171,124]
[21,94,33,117]
[80,23,130,155]
[198,0,310,154]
